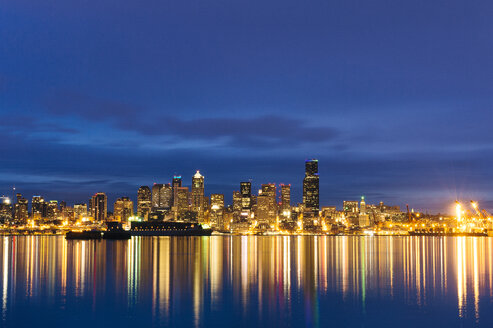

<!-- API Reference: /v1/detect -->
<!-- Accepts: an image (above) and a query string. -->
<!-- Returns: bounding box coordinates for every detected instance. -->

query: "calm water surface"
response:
[1,236,493,327]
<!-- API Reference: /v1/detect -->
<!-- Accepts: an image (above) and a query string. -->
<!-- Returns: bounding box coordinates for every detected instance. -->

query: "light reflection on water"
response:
[1,236,493,327]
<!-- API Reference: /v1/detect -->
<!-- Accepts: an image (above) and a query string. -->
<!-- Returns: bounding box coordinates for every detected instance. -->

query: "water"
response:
[1,235,493,327]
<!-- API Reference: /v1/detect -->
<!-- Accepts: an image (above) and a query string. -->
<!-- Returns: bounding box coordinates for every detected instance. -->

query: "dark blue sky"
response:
[1,0,493,212]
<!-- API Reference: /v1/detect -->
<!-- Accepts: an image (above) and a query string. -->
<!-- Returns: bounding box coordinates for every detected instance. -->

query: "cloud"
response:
[41,91,339,148]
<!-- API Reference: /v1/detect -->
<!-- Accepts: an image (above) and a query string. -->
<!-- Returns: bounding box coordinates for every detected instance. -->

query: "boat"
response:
[65,230,102,240]
[103,222,131,240]
[130,221,213,236]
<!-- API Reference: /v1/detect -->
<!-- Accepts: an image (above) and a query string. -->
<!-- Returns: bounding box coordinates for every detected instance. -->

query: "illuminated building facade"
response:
[232,191,241,222]
[172,176,182,207]
[256,184,277,225]
[14,193,28,222]
[114,196,134,222]
[191,171,205,220]
[240,182,252,221]
[303,159,319,221]
[152,183,173,210]
[0,196,12,221]
[46,200,59,220]
[91,192,107,222]
[32,196,45,219]
[74,203,88,220]
[174,186,190,220]
[137,186,152,219]
[280,184,291,217]
[210,193,224,229]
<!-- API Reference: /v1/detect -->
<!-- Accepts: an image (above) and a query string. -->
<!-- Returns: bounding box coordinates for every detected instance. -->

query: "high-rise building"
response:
[210,194,224,229]
[191,171,205,220]
[114,197,133,222]
[240,182,252,221]
[360,196,366,214]
[46,200,59,220]
[0,196,12,221]
[91,193,107,221]
[174,186,189,220]
[74,203,88,220]
[280,184,291,218]
[151,184,173,210]
[137,186,152,219]
[14,193,28,222]
[256,184,277,225]
[172,175,182,207]
[32,196,45,219]
[303,159,319,221]
[232,191,242,223]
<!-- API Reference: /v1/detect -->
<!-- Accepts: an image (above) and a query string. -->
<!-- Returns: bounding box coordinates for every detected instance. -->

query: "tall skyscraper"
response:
[137,186,152,219]
[280,184,291,218]
[191,171,205,220]
[232,191,241,223]
[14,193,28,223]
[32,196,45,219]
[152,184,173,210]
[46,200,59,220]
[210,193,224,229]
[174,186,189,220]
[114,197,133,222]
[172,175,182,207]
[360,196,366,214]
[91,192,107,221]
[256,184,277,225]
[240,182,252,221]
[303,159,319,221]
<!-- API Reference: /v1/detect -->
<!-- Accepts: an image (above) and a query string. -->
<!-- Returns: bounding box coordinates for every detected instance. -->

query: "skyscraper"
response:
[46,200,59,220]
[0,196,12,222]
[172,175,182,207]
[191,171,205,220]
[280,184,291,218]
[240,182,252,221]
[174,186,189,220]
[91,192,107,221]
[232,191,241,223]
[210,193,224,229]
[32,196,45,219]
[256,184,277,225]
[114,197,133,222]
[152,183,172,210]
[137,186,152,219]
[14,193,28,223]
[303,159,319,222]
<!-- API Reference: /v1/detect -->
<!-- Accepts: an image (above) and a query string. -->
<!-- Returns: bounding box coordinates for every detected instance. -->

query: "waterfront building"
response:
[232,191,241,223]
[74,203,88,220]
[360,196,366,214]
[240,182,252,221]
[303,159,320,222]
[210,193,224,229]
[280,184,291,218]
[46,200,59,220]
[256,184,277,225]
[14,194,28,222]
[191,171,205,221]
[174,186,190,220]
[91,192,107,222]
[32,196,45,219]
[172,175,182,207]
[152,183,173,210]
[0,196,12,221]
[137,186,152,219]
[114,197,133,222]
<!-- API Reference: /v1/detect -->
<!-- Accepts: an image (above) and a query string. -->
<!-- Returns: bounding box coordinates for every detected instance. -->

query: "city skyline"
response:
[2,1,493,213]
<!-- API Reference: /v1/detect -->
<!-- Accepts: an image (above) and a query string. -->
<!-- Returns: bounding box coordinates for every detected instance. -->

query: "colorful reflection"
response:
[0,236,493,327]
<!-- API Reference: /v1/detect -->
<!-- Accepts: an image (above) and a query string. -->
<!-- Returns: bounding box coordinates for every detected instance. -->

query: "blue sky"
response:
[1,0,492,212]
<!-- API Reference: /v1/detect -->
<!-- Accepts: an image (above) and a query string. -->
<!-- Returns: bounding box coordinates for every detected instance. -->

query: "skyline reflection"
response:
[1,236,493,327]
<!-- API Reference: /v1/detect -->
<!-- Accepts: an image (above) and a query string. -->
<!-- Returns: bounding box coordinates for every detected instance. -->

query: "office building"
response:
[191,171,205,220]
[91,192,107,221]
[303,159,319,221]
[137,186,152,219]
[114,196,133,222]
